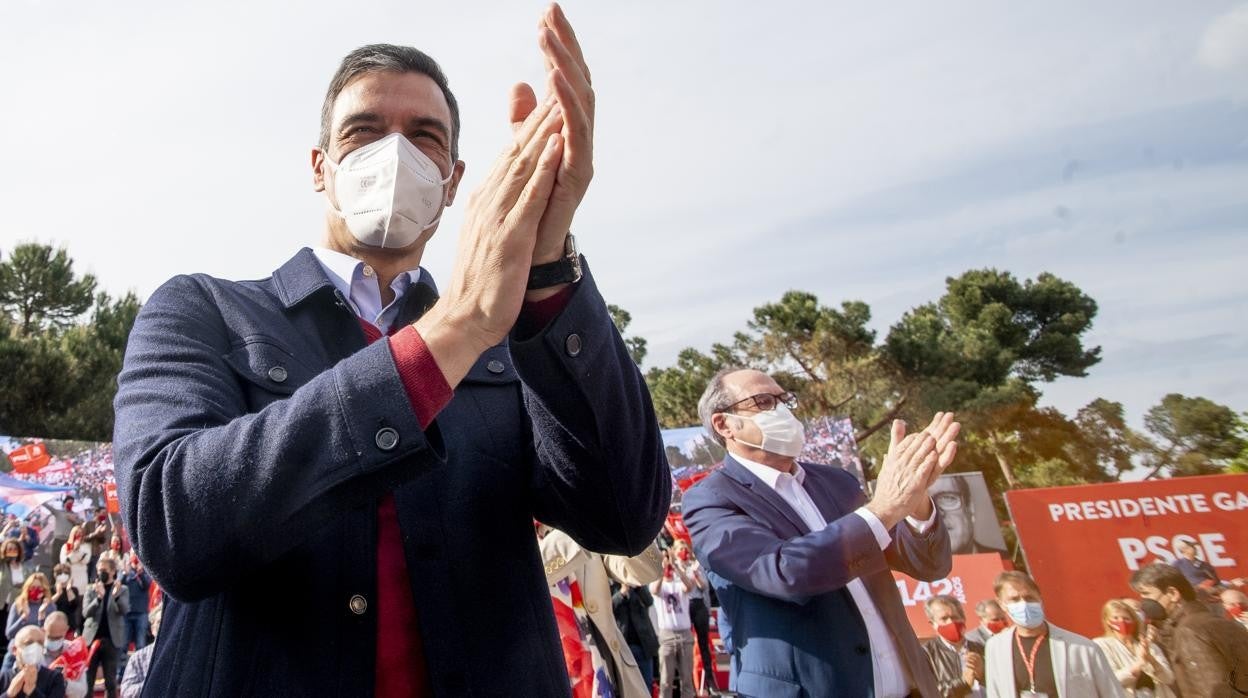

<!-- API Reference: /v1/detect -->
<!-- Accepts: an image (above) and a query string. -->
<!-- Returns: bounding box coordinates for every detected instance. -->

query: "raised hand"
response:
[415,94,565,387]
[507,4,595,276]
[867,413,961,529]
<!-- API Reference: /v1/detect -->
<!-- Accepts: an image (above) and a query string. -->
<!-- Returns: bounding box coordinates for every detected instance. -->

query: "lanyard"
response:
[1015,630,1048,692]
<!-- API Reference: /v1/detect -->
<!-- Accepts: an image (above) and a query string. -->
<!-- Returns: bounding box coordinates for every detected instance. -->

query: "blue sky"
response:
[1,0,1245,431]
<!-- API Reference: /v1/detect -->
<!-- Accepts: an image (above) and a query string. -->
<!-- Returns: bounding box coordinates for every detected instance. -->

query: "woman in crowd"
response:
[59,527,90,593]
[671,539,718,695]
[1093,598,1176,697]
[5,575,55,643]
[49,564,82,635]
[99,536,124,568]
[0,541,33,617]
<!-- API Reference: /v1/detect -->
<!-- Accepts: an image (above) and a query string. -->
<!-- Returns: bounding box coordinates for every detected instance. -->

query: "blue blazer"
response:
[683,457,951,698]
[112,248,670,696]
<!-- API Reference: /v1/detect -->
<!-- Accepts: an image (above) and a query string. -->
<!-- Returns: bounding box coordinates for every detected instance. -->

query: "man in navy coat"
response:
[684,368,960,698]
[112,6,669,696]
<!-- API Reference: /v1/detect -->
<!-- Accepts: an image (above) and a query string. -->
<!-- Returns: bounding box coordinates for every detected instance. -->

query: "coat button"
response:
[586,601,598,613]
[486,359,505,374]
[854,644,868,655]
[349,594,367,615]
[565,334,582,357]
[267,366,288,383]
[374,427,399,451]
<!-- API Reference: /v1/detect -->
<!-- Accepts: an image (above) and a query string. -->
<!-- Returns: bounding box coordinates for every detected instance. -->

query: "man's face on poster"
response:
[930,476,973,553]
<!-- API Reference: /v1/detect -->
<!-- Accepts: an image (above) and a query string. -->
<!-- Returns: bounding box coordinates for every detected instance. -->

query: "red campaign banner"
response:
[1006,474,1248,638]
[893,553,1007,639]
[104,481,121,514]
[8,443,51,474]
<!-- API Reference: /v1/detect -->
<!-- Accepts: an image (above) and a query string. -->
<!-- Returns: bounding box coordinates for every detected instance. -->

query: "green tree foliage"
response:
[607,304,648,367]
[0,244,97,336]
[1138,394,1245,478]
[0,244,140,441]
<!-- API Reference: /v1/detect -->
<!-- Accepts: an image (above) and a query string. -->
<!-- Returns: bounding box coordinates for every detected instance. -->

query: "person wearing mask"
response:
[670,539,718,694]
[110,8,670,696]
[984,571,1124,697]
[538,524,662,698]
[613,583,659,693]
[966,599,1011,646]
[0,542,32,617]
[81,512,110,585]
[82,558,128,698]
[46,566,80,637]
[1093,598,1176,698]
[650,550,696,698]
[5,576,55,643]
[99,537,123,570]
[38,614,69,667]
[1130,563,1248,697]
[119,604,160,698]
[684,368,959,697]
[922,595,985,697]
[1220,588,1248,630]
[57,529,88,596]
[1170,539,1221,592]
[118,555,150,653]
[0,626,65,698]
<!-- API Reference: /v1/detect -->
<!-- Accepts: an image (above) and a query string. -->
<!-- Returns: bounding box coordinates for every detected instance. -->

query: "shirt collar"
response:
[732,454,805,492]
[310,247,425,296]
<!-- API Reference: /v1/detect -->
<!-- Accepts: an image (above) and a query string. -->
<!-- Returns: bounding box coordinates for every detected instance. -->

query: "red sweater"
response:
[365,285,574,697]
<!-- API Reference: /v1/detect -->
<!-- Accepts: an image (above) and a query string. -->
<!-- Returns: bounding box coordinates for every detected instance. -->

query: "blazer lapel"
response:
[1049,628,1067,698]
[720,457,811,537]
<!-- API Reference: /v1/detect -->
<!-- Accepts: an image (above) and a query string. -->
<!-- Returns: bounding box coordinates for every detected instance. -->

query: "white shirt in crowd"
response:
[735,455,936,698]
[654,578,693,634]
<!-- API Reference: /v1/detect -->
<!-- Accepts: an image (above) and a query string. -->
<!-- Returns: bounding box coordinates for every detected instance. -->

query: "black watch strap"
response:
[527,235,582,290]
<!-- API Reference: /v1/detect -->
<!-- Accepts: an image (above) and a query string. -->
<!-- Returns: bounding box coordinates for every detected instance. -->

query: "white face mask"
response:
[18,643,43,667]
[324,132,453,249]
[45,638,64,652]
[55,574,69,585]
[733,404,806,458]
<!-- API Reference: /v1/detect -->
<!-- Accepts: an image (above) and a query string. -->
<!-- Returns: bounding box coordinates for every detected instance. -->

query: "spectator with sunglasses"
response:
[684,367,960,697]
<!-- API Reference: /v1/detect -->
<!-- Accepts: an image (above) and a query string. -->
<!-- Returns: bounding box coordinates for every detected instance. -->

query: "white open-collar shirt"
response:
[734,454,936,698]
[311,247,427,333]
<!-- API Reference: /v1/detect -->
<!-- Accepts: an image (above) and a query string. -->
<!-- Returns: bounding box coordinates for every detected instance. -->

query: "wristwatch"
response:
[526,234,583,290]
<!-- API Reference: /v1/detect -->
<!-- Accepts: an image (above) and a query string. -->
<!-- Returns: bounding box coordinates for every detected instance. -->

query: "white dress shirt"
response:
[311,247,427,333]
[734,455,936,698]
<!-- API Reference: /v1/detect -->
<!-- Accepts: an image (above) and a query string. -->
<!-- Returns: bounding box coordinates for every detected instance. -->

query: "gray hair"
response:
[924,594,965,621]
[698,367,748,447]
[974,598,1003,616]
[319,44,461,160]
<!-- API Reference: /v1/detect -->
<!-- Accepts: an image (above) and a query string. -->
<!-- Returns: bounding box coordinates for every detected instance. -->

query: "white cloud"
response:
[1198,4,1248,70]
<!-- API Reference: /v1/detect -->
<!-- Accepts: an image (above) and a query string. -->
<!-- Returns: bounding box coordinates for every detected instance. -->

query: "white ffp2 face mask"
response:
[19,643,43,667]
[324,133,453,249]
[734,404,806,458]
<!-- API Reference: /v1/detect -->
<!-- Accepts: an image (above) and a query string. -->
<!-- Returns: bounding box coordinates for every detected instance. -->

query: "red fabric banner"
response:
[8,443,51,474]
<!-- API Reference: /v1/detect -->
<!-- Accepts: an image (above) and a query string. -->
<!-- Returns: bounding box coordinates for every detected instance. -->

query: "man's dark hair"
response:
[319,44,461,160]
[1130,562,1196,601]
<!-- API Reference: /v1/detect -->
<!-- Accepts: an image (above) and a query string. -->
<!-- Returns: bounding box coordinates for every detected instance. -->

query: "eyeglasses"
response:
[720,391,799,414]
[933,492,965,512]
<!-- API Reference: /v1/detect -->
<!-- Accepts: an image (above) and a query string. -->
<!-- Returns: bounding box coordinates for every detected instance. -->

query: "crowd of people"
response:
[0,497,160,698]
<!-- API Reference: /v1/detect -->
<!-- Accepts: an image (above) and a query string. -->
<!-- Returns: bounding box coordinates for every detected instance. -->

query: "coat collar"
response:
[271,247,439,322]
[272,247,337,308]
[720,456,813,537]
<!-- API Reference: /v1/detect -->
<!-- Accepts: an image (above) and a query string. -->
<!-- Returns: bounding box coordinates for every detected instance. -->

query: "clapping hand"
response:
[867,413,960,529]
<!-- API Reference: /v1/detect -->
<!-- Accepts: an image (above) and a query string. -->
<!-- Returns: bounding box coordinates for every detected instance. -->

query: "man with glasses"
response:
[928,476,1007,556]
[683,367,960,697]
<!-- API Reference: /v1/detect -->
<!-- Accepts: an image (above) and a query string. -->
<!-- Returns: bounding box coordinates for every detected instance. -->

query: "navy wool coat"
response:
[683,457,951,698]
[112,248,670,696]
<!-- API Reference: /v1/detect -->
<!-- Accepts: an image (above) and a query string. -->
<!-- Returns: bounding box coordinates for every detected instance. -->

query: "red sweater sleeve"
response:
[388,325,453,430]
[513,284,575,340]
